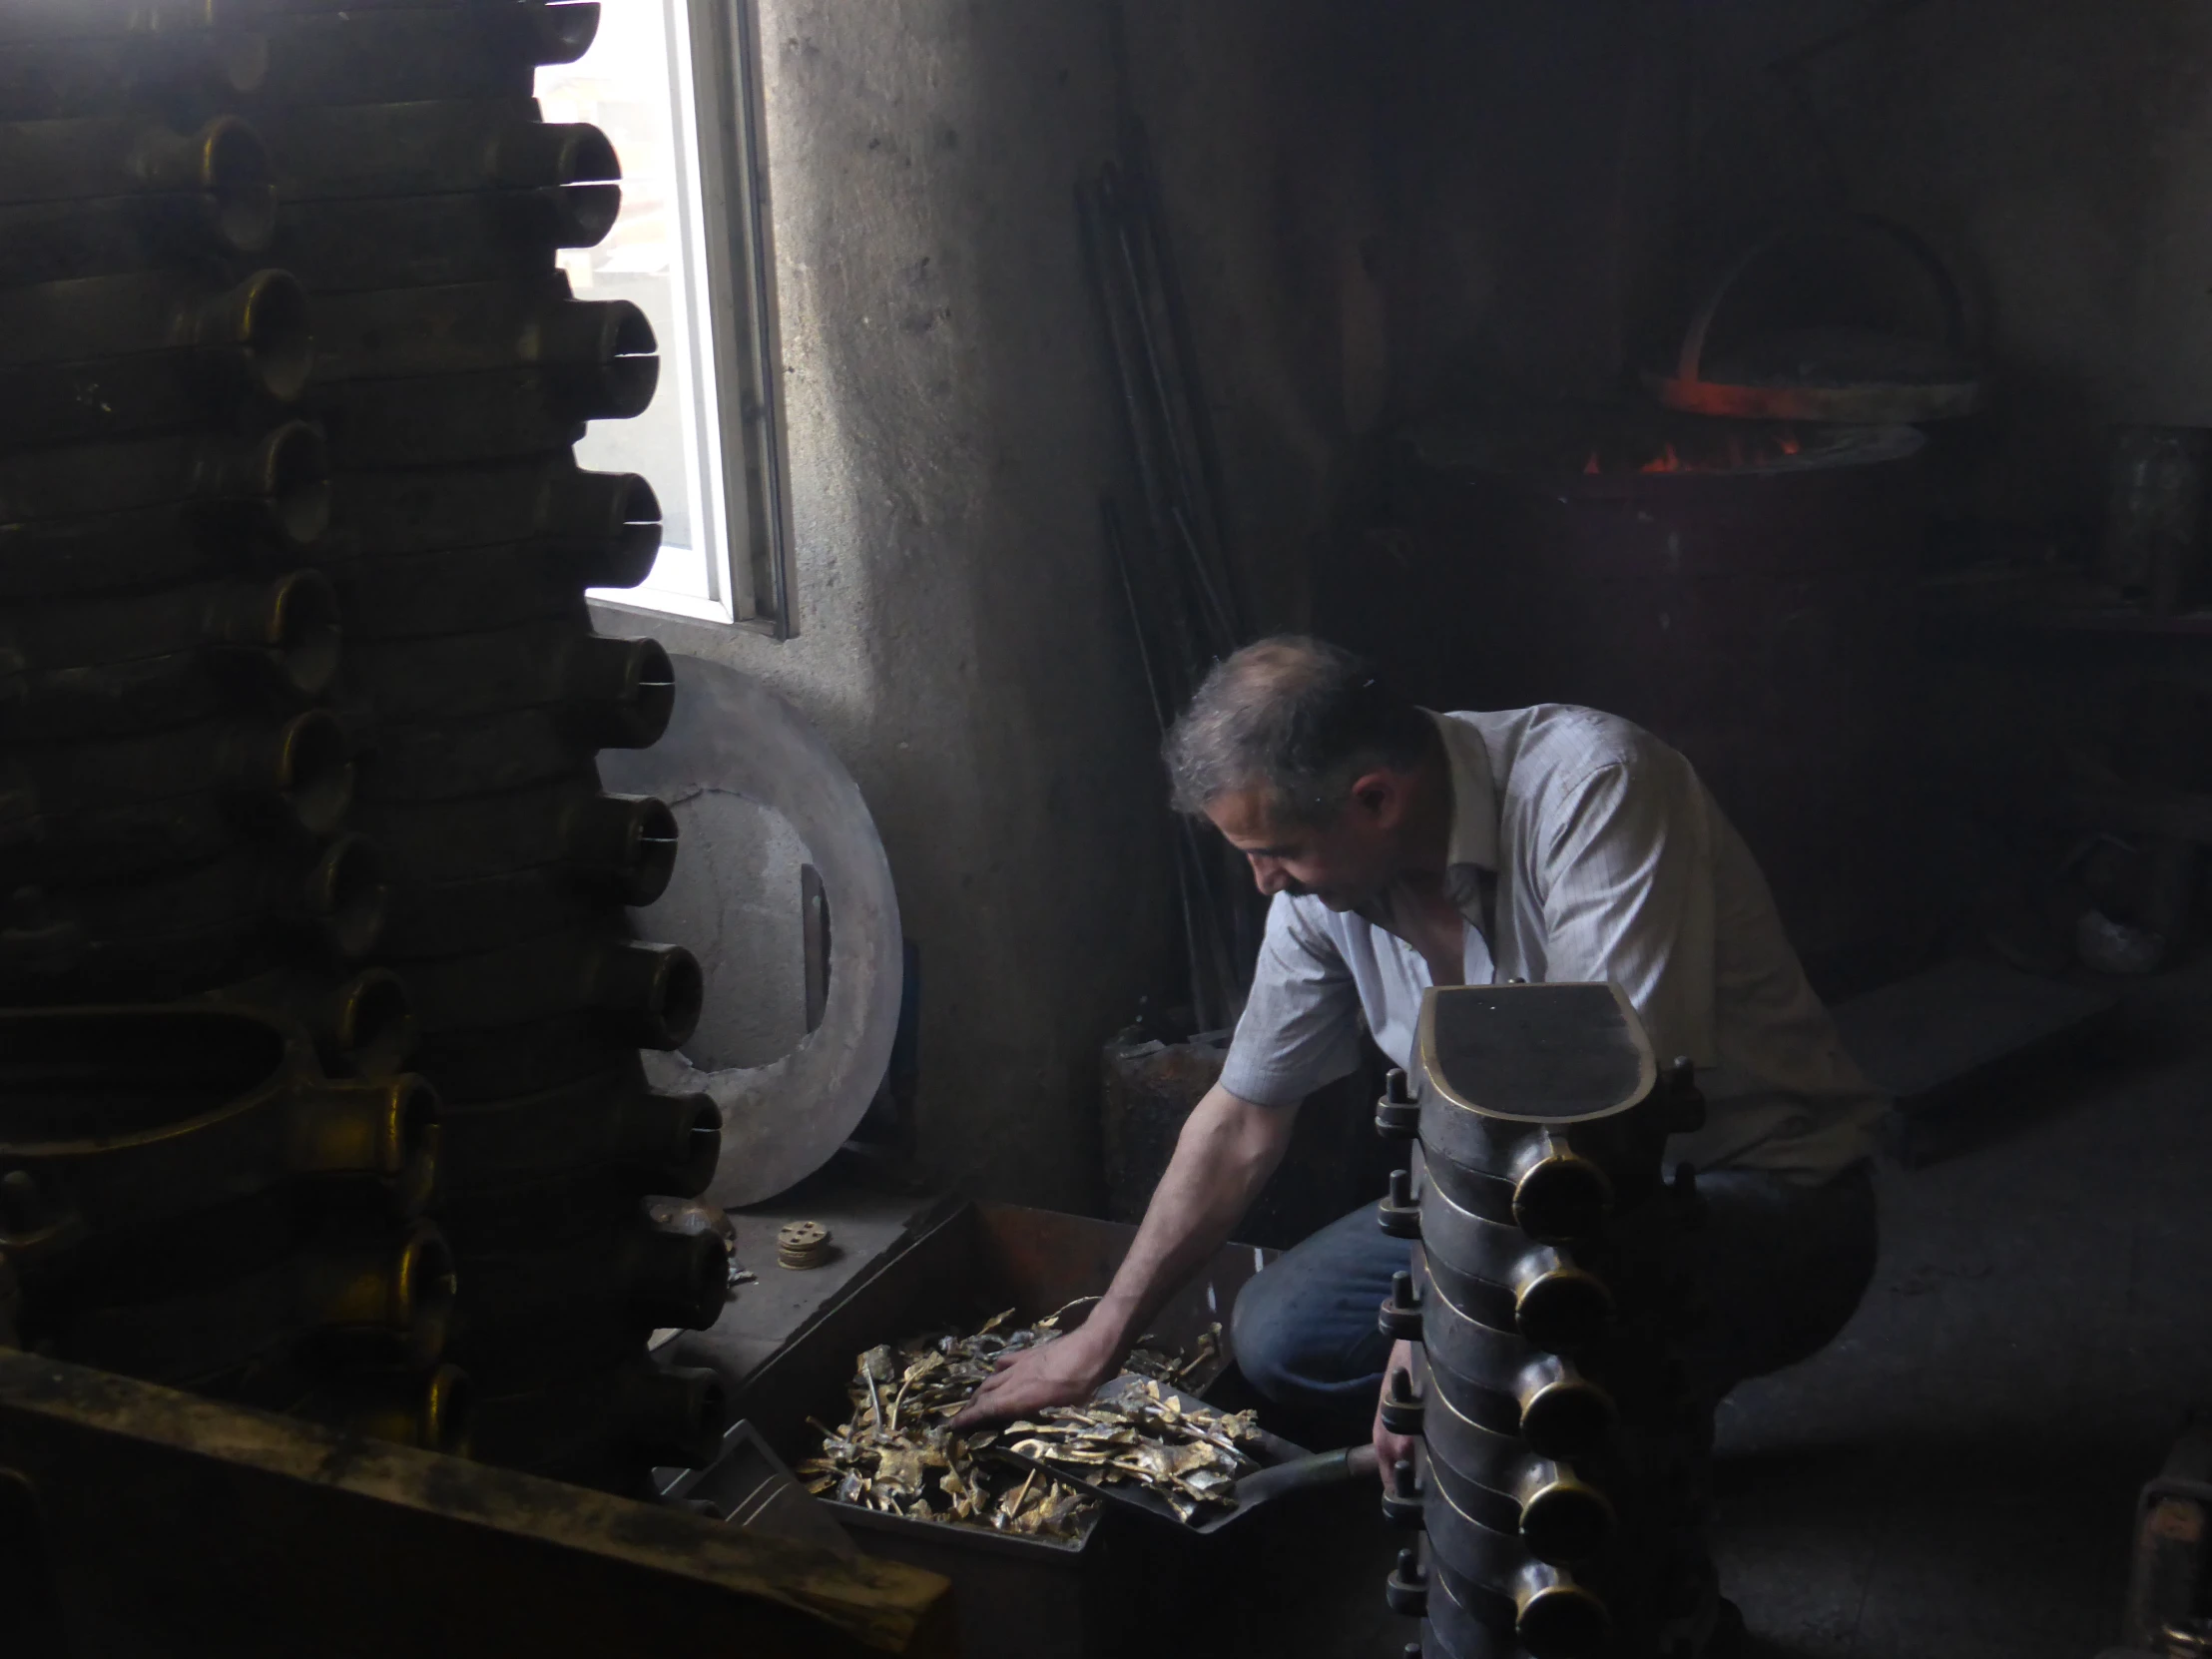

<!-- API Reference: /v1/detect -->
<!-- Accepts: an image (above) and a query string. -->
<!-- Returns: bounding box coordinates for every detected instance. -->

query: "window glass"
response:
[537,0,738,623]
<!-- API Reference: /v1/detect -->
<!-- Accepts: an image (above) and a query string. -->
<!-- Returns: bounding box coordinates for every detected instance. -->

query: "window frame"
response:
[568,0,797,639]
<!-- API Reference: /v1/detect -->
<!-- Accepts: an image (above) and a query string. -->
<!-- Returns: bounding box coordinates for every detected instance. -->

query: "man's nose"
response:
[1248,854,1287,895]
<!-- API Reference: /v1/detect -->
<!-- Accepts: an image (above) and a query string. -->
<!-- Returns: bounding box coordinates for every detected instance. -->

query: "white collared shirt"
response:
[1217,706,1887,1183]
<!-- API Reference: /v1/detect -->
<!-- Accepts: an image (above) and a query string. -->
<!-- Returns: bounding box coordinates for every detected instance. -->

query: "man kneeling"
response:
[953,637,1883,1468]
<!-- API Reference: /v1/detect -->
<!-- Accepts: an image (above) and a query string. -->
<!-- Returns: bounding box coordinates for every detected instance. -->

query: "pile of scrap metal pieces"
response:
[798,1307,1243,1542]
[799,1308,1102,1543]
[0,0,725,1497]
[1000,1375,1265,1525]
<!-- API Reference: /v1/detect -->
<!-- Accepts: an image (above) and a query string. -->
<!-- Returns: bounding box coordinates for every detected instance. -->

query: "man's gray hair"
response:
[1163,636,1434,823]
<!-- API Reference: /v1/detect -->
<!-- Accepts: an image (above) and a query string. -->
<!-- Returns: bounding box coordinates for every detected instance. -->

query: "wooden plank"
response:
[0,1351,956,1657]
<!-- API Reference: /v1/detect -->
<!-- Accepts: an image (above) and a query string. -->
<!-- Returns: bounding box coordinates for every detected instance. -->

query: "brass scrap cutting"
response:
[796,1307,1233,1542]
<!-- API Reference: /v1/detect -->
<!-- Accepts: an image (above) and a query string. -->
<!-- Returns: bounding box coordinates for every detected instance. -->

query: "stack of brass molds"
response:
[0,1,454,1450]
[246,0,725,1494]
[0,1006,457,1445]
[1373,983,1724,1659]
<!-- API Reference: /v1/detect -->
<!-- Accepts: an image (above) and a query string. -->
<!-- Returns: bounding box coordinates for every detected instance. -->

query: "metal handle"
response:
[1378,1270,1422,1342]
[1378,1168,1421,1239]
[1384,1547,1427,1618]
[1232,1442,1378,1507]
[1375,1067,1418,1140]
[1381,1457,1424,1530]
[1380,1367,1424,1436]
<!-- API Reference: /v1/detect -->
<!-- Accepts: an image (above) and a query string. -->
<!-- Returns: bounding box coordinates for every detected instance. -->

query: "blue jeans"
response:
[1228,1161,1879,1427]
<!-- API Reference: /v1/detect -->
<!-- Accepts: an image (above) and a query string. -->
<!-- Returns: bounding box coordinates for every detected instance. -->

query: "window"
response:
[536,0,792,634]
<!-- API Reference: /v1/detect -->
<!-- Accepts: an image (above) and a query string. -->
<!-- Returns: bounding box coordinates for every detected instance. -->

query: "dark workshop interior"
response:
[4,1,2212,1656]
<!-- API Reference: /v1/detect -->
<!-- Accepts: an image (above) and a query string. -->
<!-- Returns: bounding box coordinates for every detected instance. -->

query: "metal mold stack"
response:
[1373,982,1723,1659]
[0,1,454,1449]
[0,0,725,1497]
[0,1005,459,1447]
[248,0,725,1494]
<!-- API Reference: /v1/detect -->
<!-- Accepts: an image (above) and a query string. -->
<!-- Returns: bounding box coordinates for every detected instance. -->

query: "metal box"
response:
[729,1201,1272,1659]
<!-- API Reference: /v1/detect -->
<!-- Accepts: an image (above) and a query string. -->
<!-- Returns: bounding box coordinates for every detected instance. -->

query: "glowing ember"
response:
[1580,425,1808,477]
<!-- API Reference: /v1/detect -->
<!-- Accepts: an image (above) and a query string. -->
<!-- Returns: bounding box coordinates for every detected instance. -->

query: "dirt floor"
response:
[1230,952,2212,1658]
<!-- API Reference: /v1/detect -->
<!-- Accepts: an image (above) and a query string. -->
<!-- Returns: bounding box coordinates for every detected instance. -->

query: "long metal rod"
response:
[1169,500,1236,659]
[1105,494,1221,1031]
[1103,495,1169,736]
[1076,178,1176,559]
[1079,171,1209,707]
[1126,139,1240,633]
[1098,159,1241,650]
[1098,165,1238,659]
[1084,143,1251,1020]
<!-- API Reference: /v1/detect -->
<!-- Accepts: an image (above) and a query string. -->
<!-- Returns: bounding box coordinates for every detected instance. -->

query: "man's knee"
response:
[1686,1159,1879,1396]
[1224,1203,1407,1411]
[1228,1260,1304,1401]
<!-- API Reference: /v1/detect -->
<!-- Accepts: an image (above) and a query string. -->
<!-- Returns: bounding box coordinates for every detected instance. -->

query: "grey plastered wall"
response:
[594,0,1377,1208]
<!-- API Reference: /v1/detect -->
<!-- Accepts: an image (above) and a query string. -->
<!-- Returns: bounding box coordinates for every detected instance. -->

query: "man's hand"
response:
[948,1327,1118,1433]
[945,1083,1292,1436]
[1372,1338,1417,1484]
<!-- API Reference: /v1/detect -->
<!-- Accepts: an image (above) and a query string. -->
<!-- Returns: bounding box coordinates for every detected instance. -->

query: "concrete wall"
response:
[602,0,1377,1207]
[1115,0,1382,627]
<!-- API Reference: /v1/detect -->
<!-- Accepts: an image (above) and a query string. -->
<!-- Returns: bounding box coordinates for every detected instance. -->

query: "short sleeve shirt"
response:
[1217,707,1887,1183]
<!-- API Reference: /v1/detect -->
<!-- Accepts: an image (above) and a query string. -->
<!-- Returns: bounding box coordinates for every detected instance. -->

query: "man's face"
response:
[1204,773,1409,912]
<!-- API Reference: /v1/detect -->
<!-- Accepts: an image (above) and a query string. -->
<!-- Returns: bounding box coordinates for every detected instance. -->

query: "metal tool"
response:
[988,1373,1363,1537]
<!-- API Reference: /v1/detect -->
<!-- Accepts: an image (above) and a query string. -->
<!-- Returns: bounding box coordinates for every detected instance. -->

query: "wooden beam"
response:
[0,1351,956,1658]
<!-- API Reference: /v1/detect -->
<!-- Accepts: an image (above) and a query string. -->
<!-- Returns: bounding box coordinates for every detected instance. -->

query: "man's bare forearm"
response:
[1078,1083,1295,1360]
[947,1082,1297,1430]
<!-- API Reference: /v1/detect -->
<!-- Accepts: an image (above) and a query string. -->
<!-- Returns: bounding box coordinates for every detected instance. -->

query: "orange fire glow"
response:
[1580,425,1807,477]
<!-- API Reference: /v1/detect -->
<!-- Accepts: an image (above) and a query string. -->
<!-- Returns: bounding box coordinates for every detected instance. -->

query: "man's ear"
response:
[1349,769,1403,826]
